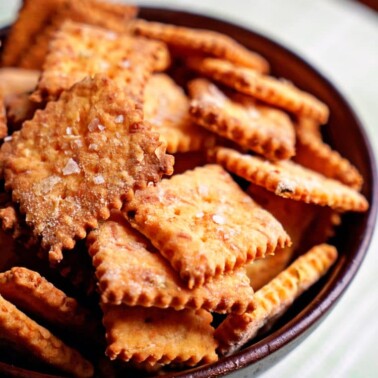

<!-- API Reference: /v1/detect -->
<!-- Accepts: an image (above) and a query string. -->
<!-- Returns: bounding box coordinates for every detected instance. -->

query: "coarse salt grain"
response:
[93,174,105,184]
[212,214,226,225]
[62,158,80,175]
[114,115,124,123]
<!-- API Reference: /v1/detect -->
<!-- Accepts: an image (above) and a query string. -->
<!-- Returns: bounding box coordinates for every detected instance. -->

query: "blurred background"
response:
[1,1,377,377]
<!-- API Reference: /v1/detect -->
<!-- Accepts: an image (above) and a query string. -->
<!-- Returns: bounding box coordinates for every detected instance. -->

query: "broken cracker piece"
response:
[215,243,338,356]
[187,57,329,124]
[102,305,218,366]
[88,213,254,314]
[32,21,169,102]
[208,146,368,212]
[188,78,296,160]
[129,19,269,73]
[144,74,216,154]
[2,75,173,262]
[295,117,363,190]
[0,294,94,377]
[124,164,290,288]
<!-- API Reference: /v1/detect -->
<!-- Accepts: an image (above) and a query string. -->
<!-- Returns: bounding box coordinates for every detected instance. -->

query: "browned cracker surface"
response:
[209,146,368,212]
[102,305,218,366]
[188,78,296,160]
[124,164,290,288]
[87,213,254,313]
[1,75,173,262]
[215,243,338,356]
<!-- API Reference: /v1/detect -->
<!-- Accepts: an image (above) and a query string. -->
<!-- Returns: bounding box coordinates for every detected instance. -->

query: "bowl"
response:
[0,6,377,378]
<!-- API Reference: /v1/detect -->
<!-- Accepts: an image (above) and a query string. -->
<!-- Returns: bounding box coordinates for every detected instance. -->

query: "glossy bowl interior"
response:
[0,6,377,378]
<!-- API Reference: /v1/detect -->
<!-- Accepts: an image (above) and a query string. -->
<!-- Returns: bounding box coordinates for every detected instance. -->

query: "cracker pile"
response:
[0,0,369,377]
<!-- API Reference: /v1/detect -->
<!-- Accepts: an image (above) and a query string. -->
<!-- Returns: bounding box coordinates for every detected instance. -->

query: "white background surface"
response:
[1,1,377,377]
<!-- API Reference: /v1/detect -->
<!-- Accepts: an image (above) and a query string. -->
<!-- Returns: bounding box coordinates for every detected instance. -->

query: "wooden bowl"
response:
[0,7,377,378]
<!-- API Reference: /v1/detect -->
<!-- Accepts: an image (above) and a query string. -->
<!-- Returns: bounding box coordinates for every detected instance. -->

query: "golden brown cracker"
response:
[0,68,40,96]
[295,117,363,190]
[188,78,296,160]
[130,19,269,73]
[32,21,169,102]
[215,243,338,356]
[0,294,94,377]
[209,146,368,212]
[102,305,218,366]
[4,0,138,70]
[0,267,93,331]
[87,213,254,314]
[187,57,329,124]
[1,0,61,67]
[2,75,173,262]
[124,164,290,288]
[144,74,216,153]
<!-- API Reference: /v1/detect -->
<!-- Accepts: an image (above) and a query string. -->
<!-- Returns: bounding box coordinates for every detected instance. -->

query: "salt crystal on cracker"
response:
[144,74,216,154]
[188,78,295,160]
[0,294,94,377]
[187,57,329,124]
[2,75,173,262]
[32,21,169,102]
[102,305,218,367]
[124,164,290,288]
[209,146,368,212]
[215,243,338,356]
[87,213,254,313]
[130,19,269,73]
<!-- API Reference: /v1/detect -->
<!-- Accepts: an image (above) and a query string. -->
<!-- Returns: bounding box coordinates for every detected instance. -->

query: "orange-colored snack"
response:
[129,19,269,73]
[144,74,216,153]
[2,75,173,262]
[215,244,338,356]
[188,78,296,160]
[0,294,94,377]
[187,57,329,124]
[295,117,363,190]
[0,68,40,96]
[124,164,290,288]
[88,213,254,313]
[0,91,7,139]
[102,305,218,366]
[209,146,368,212]
[32,21,169,102]
[2,0,138,70]
[0,267,93,331]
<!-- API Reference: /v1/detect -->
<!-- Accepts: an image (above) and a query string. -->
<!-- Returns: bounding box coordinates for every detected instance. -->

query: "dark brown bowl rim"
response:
[0,6,377,378]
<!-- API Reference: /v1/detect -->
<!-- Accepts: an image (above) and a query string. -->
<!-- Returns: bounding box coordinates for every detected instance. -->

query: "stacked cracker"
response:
[0,1,369,377]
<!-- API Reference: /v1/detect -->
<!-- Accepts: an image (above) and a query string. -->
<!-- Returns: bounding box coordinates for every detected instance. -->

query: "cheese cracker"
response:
[188,78,296,160]
[208,146,368,212]
[215,244,338,356]
[0,294,94,377]
[144,74,216,153]
[130,19,269,73]
[102,305,218,366]
[88,213,254,313]
[124,164,290,288]
[187,57,329,124]
[2,75,173,262]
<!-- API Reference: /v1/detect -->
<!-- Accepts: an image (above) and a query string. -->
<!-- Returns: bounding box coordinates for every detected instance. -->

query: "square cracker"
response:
[209,146,368,212]
[2,75,173,262]
[188,78,296,160]
[144,74,216,154]
[102,305,218,366]
[32,21,169,102]
[0,295,93,377]
[87,212,254,314]
[124,164,290,288]
[215,243,338,356]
